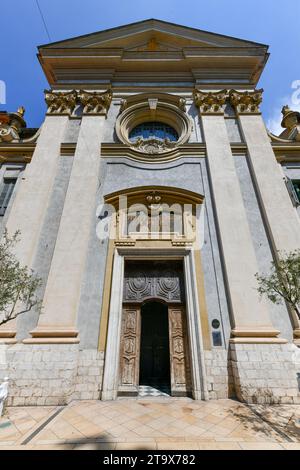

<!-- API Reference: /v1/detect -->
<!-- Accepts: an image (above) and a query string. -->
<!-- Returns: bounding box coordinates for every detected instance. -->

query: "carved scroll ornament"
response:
[78,89,112,115]
[193,89,227,114]
[229,89,263,114]
[123,264,184,303]
[44,90,77,115]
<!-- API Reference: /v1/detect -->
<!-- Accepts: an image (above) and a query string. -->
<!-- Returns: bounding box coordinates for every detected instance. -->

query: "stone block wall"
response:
[0,343,104,406]
[1,341,300,405]
[230,342,300,404]
[204,348,235,399]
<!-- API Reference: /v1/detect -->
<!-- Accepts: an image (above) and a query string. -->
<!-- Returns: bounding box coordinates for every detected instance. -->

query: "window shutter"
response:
[0,178,17,216]
[286,177,300,207]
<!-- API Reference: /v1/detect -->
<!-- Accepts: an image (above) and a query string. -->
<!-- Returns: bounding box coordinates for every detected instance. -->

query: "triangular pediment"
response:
[38,19,269,88]
[39,18,267,50]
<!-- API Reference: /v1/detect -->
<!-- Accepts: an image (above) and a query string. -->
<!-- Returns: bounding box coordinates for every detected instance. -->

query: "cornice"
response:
[100,143,206,162]
[38,22,269,88]
[61,142,251,159]
[272,144,300,163]
[0,143,35,163]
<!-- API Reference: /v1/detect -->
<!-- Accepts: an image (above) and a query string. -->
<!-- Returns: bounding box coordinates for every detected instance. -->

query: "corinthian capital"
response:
[193,89,227,114]
[44,90,77,115]
[229,89,263,114]
[78,89,112,116]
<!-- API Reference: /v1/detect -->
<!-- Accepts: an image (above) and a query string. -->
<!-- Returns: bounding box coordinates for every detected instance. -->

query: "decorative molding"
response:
[78,89,112,115]
[0,143,35,163]
[131,137,176,154]
[115,93,192,156]
[101,247,208,400]
[118,306,140,394]
[229,89,263,114]
[44,90,77,115]
[101,142,205,162]
[169,307,192,394]
[123,263,185,303]
[193,89,227,114]
[115,240,136,247]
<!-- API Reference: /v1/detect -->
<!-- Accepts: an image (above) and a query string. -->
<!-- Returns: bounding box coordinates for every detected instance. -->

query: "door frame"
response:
[101,248,209,401]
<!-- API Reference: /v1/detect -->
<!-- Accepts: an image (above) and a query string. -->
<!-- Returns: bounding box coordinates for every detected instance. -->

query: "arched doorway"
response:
[139,301,170,393]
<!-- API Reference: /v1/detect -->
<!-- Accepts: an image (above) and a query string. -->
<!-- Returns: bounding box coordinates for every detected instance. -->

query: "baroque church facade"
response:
[0,19,300,406]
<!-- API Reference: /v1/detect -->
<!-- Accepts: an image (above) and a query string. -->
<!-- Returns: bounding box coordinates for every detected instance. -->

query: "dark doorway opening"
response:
[139,301,171,394]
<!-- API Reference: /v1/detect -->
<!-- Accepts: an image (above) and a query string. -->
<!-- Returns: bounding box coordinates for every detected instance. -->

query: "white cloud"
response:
[266,92,300,136]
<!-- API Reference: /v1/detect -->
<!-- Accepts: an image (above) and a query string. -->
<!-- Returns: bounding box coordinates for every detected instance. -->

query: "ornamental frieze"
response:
[193,89,227,114]
[131,137,176,154]
[78,89,112,115]
[44,90,77,115]
[229,89,263,114]
[123,263,185,303]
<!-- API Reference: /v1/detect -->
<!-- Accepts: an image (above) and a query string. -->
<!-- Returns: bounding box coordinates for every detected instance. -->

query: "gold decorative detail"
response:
[193,89,227,114]
[44,90,77,115]
[119,99,127,113]
[0,108,26,143]
[17,106,25,117]
[171,240,193,247]
[131,137,176,154]
[145,191,162,205]
[78,89,112,115]
[114,240,136,247]
[179,98,186,112]
[229,89,263,114]
[147,37,158,51]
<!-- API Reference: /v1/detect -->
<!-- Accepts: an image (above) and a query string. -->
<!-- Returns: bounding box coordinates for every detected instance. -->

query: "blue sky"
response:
[1,0,300,133]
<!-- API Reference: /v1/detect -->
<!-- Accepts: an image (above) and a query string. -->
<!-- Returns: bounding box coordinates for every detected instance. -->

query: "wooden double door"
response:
[118,300,191,396]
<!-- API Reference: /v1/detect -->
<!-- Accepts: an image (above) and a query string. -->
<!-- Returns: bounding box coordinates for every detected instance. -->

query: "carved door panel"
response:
[118,306,141,395]
[168,306,191,396]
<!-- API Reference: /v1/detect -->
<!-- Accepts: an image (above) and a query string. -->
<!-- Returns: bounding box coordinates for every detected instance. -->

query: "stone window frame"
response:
[115,93,192,154]
[0,162,25,220]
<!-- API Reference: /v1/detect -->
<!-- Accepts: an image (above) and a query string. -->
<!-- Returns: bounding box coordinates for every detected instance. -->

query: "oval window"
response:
[129,122,178,142]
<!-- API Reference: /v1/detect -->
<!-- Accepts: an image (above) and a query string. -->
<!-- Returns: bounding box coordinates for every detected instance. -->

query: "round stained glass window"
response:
[129,122,178,142]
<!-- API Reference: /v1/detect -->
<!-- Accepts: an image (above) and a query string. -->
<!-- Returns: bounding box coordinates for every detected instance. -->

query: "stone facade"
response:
[0,344,104,406]
[230,343,300,404]
[0,20,300,406]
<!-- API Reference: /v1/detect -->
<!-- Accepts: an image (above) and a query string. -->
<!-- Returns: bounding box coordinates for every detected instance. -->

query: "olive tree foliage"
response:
[0,230,42,326]
[255,250,300,320]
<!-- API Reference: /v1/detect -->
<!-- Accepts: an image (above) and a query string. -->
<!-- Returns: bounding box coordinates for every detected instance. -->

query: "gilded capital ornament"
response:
[78,89,112,115]
[44,90,77,115]
[229,89,263,114]
[193,89,227,114]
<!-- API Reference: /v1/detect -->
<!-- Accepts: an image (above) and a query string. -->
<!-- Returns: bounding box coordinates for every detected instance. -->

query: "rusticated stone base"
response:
[230,342,300,404]
[204,349,235,399]
[0,343,104,406]
[1,342,300,405]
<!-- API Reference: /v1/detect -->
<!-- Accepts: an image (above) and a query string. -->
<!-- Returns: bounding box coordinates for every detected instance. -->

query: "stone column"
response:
[27,90,112,343]
[194,90,282,343]
[230,90,300,338]
[0,91,76,342]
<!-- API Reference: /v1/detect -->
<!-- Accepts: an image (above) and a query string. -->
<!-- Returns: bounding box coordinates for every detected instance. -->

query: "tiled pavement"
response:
[0,398,299,450]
